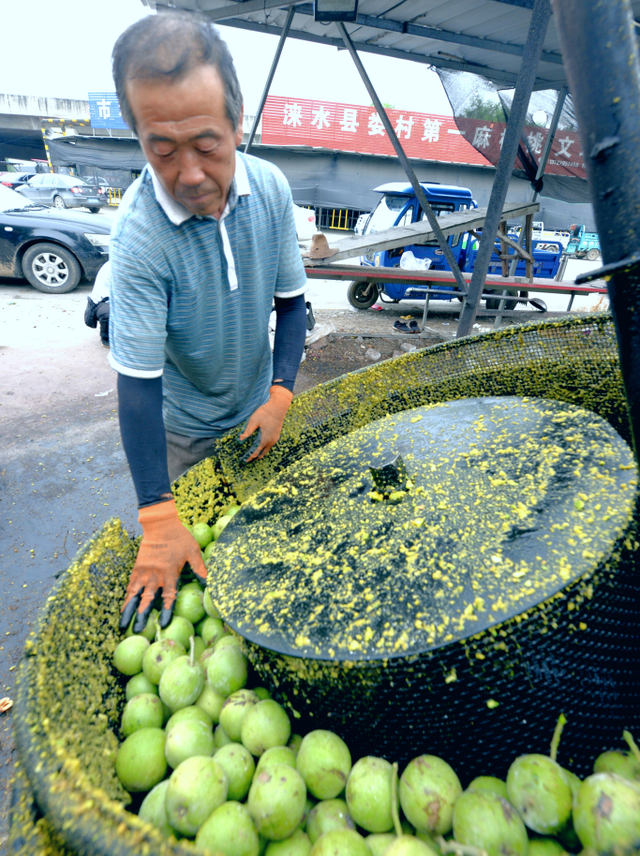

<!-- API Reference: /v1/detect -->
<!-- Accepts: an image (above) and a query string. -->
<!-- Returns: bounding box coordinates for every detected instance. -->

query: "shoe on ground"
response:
[393,320,420,334]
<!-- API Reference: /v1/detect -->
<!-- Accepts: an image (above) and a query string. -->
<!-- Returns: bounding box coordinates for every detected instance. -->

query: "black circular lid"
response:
[208,397,637,660]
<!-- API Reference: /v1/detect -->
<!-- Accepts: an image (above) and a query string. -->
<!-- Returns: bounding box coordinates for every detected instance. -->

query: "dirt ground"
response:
[294,297,570,391]
[297,331,440,390]
[0,277,587,850]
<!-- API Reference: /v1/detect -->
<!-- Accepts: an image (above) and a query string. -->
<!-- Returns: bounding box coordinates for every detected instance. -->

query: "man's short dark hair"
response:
[112,11,243,134]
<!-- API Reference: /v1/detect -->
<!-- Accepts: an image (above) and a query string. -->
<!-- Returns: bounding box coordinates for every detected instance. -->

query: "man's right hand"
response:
[120,498,207,633]
[240,385,294,462]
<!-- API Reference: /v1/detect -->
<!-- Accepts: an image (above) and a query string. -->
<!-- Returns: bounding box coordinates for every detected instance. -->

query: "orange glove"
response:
[239,385,294,462]
[120,498,207,632]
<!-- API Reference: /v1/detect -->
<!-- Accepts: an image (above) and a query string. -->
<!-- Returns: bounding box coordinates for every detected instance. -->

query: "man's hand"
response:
[120,498,207,633]
[239,385,294,462]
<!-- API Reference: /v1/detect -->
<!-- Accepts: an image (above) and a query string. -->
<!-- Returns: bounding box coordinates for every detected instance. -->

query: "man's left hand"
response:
[240,385,293,462]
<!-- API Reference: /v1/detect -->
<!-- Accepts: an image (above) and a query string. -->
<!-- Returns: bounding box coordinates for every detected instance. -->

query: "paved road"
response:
[0,280,139,847]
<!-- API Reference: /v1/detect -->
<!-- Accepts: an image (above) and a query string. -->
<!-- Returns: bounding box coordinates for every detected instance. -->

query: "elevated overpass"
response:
[0,92,131,165]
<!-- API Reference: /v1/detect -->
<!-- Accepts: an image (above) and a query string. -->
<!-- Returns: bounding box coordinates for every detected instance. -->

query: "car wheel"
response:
[88,207,100,214]
[22,243,81,294]
[53,195,66,210]
[347,280,379,310]
[586,248,600,261]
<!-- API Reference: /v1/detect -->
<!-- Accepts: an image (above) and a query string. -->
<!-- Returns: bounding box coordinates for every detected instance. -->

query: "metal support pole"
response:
[507,86,568,277]
[336,22,469,297]
[551,0,640,462]
[244,5,296,154]
[456,0,552,338]
[533,86,568,190]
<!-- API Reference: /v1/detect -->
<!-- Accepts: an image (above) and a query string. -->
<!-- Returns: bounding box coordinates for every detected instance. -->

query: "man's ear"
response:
[235,106,244,148]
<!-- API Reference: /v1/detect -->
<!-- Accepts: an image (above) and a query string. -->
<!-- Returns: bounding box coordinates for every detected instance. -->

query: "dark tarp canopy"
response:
[254,146,492,211]
[47,136,500,212]
[47,136,147,170]
[48,134,392,208]
[0,128,46,163]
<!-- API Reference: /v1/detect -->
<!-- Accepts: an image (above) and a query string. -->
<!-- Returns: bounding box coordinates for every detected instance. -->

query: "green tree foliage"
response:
[460,95,505,122]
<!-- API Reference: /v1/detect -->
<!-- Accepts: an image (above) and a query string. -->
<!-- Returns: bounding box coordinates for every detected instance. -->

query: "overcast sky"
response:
[1,0,453,116]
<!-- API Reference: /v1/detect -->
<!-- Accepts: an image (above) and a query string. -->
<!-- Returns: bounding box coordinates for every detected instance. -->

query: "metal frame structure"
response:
[141,0,572,88]
[456,0,551,335]
[244,5,295,153]
[336,21,469,297]
[140,0,640,339]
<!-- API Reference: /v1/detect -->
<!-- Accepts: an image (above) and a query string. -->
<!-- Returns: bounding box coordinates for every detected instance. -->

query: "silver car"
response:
[17,173,108,214]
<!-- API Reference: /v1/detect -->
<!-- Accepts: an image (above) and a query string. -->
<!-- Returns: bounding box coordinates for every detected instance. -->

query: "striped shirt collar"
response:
[147,152,251,226]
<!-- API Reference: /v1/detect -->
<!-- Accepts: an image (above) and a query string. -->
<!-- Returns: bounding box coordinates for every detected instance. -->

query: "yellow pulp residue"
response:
[208,396,636,660]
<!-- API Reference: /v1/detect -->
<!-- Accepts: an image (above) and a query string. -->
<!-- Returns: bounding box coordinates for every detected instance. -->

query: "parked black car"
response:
[0,184,111,293]
[0,171,38,190]
[16,173,108,213]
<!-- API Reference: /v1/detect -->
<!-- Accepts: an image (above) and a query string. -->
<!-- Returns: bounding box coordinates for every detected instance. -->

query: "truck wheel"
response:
[485,289,519,310]
[586,248,600,261]
[347,280,378,310]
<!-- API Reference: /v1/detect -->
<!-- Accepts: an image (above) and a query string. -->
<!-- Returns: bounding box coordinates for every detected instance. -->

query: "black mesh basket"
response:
[240,545,640,782]
[209,395,640,781]
[9,315,640,856]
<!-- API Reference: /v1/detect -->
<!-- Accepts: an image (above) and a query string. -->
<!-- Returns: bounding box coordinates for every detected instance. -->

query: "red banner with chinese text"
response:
[455,118,587,179]
[261,96,491,167]
[261,96,587,181]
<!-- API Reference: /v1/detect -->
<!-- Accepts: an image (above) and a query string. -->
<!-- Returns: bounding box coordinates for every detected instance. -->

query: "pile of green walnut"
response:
[112,544,640,856]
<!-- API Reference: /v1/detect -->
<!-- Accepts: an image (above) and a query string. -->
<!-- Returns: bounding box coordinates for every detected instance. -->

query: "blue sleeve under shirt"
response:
[119,293,307,507]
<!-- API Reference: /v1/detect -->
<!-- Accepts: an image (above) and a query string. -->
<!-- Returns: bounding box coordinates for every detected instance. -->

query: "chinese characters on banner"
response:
[88,93,129,130]
[262,96,491,166]
[455,117,587,179]
[261,97,587,181]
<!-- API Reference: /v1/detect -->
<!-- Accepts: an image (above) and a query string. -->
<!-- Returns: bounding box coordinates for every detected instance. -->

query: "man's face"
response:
[126,64,243,218]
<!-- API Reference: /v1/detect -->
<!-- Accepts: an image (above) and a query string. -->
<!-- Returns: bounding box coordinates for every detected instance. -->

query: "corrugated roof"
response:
[139,0,640,90]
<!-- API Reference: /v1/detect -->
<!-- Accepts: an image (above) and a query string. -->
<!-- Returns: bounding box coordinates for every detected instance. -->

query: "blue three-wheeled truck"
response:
[348,183,564,310]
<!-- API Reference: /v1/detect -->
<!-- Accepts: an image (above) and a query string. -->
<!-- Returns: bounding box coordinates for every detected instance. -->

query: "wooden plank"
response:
[499,219,508,277]
[525,213,533,280]
[303,263,608,296]
[496,228,534,263]
[302,201,542,266]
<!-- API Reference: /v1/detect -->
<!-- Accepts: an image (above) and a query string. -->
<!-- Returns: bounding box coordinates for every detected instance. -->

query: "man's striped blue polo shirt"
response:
[108,152,308,438]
